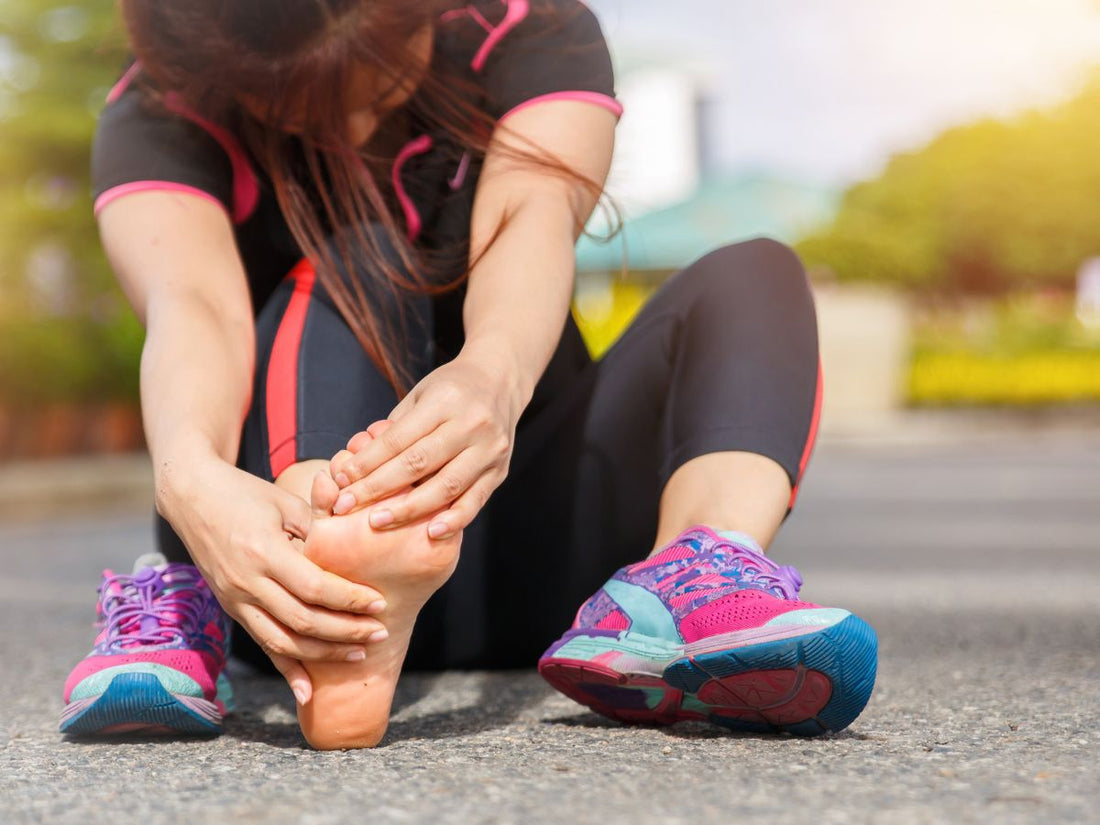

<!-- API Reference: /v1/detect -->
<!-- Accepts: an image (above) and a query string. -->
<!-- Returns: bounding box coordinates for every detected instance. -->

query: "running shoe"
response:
[60,553,234,736]
[539,526,877,735]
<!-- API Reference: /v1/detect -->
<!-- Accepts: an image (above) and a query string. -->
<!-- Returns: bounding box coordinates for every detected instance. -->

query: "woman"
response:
[60,0,877,748]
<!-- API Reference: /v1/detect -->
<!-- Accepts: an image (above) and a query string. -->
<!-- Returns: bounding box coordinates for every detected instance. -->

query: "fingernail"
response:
[368,629,389,642]
[369,509,394,528]
[346,649,366,662]
[293,684,309,705]
[333,492,355,515]
[335,472,350,487]
[428,521,450,539]
[367,600,387,614]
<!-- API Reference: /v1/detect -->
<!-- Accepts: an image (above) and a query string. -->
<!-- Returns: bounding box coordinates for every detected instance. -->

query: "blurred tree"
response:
[798,73,1100,295]
[0,1,137,404]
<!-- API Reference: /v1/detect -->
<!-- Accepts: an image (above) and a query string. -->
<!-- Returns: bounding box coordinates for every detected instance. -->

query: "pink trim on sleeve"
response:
[471,0,530,72]
[162,92,260,225]
[93,181,230,217]
[497,90,624,123]
[392,134,435,242]
[106,62,143,105]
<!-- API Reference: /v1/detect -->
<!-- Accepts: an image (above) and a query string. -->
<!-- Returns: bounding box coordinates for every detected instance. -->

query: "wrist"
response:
[151,438,224,518]
[459,335,535,412]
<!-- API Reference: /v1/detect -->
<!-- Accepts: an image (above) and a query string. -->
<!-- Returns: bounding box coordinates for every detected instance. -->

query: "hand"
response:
[328,350,524,539]
[159,452,391,703]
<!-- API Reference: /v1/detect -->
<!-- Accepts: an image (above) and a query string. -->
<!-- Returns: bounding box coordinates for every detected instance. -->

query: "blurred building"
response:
[578,63,839,275]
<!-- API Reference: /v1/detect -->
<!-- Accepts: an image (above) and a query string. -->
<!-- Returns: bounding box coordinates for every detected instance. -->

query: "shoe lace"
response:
[98,565,209,648]
[666,542,803,601]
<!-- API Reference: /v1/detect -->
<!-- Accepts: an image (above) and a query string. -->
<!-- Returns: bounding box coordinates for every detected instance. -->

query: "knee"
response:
[703,237,807,285]
[679,237,810,307]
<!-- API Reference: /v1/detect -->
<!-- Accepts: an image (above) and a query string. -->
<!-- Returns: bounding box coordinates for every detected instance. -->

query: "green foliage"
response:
[798,75,1100,294]
[0,1,135,404]
[908,294,1100,405]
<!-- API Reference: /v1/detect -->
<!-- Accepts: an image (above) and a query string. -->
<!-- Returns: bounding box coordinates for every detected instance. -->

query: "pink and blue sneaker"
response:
[60,553,234,736]
[539,526,877,735]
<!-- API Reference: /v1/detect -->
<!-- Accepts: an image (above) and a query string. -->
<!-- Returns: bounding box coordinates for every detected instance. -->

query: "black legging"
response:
[157,234,821,670]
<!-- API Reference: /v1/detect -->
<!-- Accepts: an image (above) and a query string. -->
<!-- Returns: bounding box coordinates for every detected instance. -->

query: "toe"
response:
[310,470,341,520]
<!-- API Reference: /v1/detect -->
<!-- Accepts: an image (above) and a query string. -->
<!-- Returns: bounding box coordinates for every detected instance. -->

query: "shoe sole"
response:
[539,613,877,736]
[60,672,223,737]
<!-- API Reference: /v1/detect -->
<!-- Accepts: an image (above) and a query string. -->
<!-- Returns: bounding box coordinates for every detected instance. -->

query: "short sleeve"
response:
[477,0,621,121]
[91,79,235,217]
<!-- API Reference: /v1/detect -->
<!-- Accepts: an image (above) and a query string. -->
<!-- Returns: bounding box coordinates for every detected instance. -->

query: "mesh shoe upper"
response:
[573,526,820,644]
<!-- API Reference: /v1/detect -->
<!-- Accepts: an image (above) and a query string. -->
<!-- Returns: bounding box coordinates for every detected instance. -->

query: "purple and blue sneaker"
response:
[60,553,233,736]
[539,526,877,735]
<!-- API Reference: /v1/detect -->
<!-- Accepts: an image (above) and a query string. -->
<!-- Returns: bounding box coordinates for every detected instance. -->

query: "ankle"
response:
[649,523,767,557]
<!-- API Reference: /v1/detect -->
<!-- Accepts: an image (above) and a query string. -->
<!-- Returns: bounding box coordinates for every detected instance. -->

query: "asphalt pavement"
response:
[1,428,1098,825]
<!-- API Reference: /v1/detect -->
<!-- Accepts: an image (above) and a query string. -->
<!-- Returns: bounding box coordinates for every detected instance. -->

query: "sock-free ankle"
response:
[715,529,765,554]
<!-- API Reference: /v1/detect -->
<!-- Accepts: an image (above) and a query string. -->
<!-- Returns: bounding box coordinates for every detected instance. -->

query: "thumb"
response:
[275,486,312,541]
[270,653,313,706]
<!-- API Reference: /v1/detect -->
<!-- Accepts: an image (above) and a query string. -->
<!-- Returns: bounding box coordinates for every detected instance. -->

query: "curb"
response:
[0,452,153,523]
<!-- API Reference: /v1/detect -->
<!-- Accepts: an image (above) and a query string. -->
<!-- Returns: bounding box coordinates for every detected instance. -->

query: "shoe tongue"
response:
[125,553,196,641]
[132,552,168,575]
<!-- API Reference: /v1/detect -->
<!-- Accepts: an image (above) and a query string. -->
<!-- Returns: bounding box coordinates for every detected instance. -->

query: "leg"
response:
[241,245,465,749]
[647,239,821,549]
[536,240,875,734]
[655,452,792,550]
[574,237,821,569]
[480,238,820,662]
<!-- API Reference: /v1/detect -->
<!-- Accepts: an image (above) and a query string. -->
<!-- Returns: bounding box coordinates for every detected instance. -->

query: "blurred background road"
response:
[2,426,1097,825]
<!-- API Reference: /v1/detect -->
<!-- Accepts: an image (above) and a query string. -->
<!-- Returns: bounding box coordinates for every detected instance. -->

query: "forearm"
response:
[97,192,257,512]
[141,293,255,509]
[461,192,578,410]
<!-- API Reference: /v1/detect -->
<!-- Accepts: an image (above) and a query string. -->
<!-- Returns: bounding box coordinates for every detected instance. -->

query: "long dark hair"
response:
[119,0,607,393]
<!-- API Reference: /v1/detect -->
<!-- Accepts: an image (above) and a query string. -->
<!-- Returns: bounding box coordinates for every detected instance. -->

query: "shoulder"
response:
[438,0,618,120]
[92,65,260,225]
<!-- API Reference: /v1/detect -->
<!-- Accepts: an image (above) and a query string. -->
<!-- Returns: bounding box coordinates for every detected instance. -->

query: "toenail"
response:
[369,509,394,528]
[368,629,389,642]
[346,649,366,662]
[333,492,356,514]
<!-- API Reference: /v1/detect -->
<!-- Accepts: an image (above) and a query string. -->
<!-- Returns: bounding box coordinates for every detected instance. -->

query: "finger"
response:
[369,447,484,528]
[338,407,443,488]
[239,603,374,664]
[333,419,390,484]
[269,653,313,706]
[388,393,416,422]
[265,542,387,615]
[253,578,389,644]
[427,475,498,540]
[335,426,463,519]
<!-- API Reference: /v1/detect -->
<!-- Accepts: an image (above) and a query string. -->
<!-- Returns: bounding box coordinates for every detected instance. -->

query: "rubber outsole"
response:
[60,672,223,737]
[539,614,877,736]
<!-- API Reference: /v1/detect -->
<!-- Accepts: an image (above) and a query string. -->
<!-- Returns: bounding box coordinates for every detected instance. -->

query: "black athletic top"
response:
[92,0,620,424]
[91,0,620,315]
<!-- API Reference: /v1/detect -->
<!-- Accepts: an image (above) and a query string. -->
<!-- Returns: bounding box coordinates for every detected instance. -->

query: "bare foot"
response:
[297,422,461,749]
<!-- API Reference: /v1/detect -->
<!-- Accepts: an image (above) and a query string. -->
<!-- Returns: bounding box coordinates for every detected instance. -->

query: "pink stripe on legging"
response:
[788,359,823,509]
[266,259,317,479]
